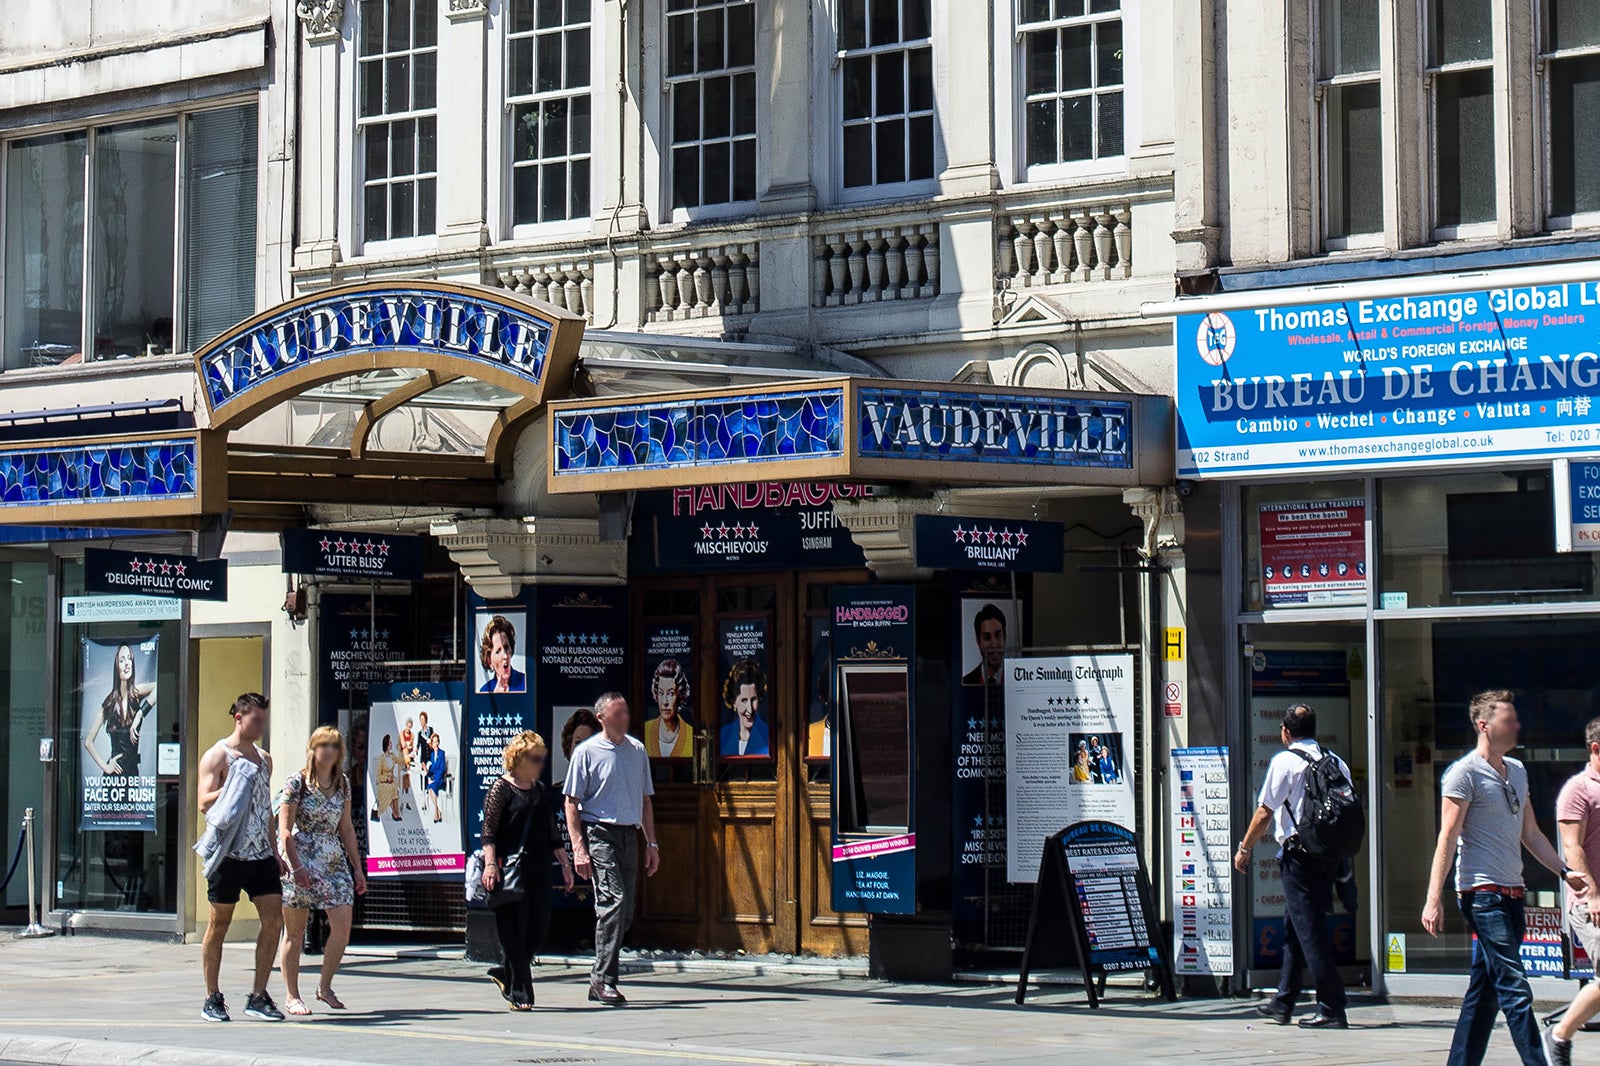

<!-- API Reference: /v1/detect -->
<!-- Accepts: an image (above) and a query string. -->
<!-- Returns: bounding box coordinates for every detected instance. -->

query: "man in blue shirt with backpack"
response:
[1234,703,1359,1029]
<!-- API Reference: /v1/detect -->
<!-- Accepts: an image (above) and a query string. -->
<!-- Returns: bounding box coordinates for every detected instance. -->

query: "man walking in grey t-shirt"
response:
[1422,689,1584,1066]
[565,692,658,1006]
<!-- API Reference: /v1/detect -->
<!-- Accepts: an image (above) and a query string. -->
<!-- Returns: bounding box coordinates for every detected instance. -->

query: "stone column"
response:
[438,0,490,253]
[1170,0,1218,273]
[293,0,346,270]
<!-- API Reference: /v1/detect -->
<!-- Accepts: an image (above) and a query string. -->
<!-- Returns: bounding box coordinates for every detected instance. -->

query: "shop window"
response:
[1241,482,1368,613]
[1545,1,1600,224]
[834,664,911,834]
[1317,0,1382,243]
[838,0,934,189]
[1427,0,1495,232]
[358,0,439,243]
[54,557,184,916]
[1380,616,1584,973]
[667,0,757,210]
[507,0,592,226]
[0,105,258,370]
[1380,471,1599,610]
[1018,0,1124,174]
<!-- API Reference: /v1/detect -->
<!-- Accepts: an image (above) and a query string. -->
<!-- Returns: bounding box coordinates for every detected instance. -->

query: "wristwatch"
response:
[647,842,659,850]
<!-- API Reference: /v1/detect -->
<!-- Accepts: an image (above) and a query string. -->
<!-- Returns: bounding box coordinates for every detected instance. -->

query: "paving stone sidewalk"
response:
[0,934,1562,1065]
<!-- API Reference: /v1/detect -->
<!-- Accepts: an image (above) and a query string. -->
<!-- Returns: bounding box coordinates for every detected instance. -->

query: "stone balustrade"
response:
[483,253,597,323]
[646,242,759,322]
[997,203,1132,289]
[812,223,939,307]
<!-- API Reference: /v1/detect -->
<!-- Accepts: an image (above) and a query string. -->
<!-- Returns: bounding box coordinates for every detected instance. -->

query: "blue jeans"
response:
[1447,891,1544,1066]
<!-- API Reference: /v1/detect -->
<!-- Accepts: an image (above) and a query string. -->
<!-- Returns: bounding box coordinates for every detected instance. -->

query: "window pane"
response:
[668,13,695,76]
[839,0,867,50]
[361,0,385,53]
[1026,98,1057,167]
[1062,25,1092,90]
[386,55,411,112]
[733,71,756,134]
[697,8,725,72]
[1430,0,1491,65]
[414,50,437,110]
[870,0,898,47]
[733,138,756,200]
[844,55,872,120]
[902,0,930,40]
[570,157,590,217]
[1325,82,1383,237]
[392,118,416,176]
[843,124,873,186]
[413,0,437,47]
[386,0,409,50]
[510,40,533,96]
[537,32,562,93]
[570,94,591,153]
[703,140,732,205]
[908,47,932,110]
[390,177,416,237]
[728,3,755,66]
[91,119,177,361]
[183,106,258,350]
[1435,69,1495,226]
[908,113,933,179]
[876,53,905,114]
[541,99,570,156]
[876,117,906,183]
[1551,0,1600,51]
[673,145,699,207]
[567,28,591,87]
[1062,95,1093,160]
[514,104,537,160]
[512,165,538,225]
[1550,56,1600,217]
[1096,89,1124,158]
[418,115,437,172]
[417,176,436,231]
[705,75,732,138]
[511,0,535,34]
[365,184,388,239]
[361,60,384,117]
[537,0,562,28]
[541,162,568,221]
[1020,0,1051,23]
[1025,30,1058,95]
[673,81,701,141]
[1097,22,1123,85]
[1320,0,1379,76]
[2,132,86,370]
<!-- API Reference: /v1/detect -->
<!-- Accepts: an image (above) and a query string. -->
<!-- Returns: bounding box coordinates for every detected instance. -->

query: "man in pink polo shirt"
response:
[1548,717,1600,1066]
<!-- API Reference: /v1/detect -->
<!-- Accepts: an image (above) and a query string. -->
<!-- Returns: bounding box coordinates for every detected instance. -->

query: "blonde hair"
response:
[502,730,548,771]
[303,725,347,790]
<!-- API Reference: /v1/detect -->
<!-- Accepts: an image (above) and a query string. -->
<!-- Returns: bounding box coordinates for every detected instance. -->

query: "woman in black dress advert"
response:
[480,731,573,1010]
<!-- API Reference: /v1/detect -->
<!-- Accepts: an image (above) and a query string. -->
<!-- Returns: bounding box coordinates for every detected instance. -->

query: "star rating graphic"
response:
[952,524,1030,547]
[1046,695,1093,707]
[554,632,614,646]
[699,522,763,540]
[175,562,187,576]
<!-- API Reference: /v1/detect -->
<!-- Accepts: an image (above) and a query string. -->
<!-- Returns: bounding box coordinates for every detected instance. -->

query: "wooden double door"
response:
[632,571,867,957]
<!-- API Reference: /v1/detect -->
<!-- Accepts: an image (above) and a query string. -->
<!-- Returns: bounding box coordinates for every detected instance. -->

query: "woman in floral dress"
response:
[278,726,367,1016]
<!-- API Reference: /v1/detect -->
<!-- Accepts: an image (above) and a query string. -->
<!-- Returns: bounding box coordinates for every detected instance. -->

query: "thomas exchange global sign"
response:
[1176,278,1600,477]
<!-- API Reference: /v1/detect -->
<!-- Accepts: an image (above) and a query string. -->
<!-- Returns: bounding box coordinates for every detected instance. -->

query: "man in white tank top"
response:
[196,693,286,1023]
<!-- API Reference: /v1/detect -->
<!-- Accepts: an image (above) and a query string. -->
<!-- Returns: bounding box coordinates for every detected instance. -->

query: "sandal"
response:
[315,987,345,1010]
[285,996,312,1016]
[509,999,534,1012]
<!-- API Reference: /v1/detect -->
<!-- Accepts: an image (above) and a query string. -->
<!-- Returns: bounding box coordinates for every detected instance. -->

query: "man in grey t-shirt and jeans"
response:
[1423,689,1584,1066]
[565,692,659,1006]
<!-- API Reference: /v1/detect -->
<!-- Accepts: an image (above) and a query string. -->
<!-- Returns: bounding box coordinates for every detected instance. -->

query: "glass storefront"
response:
[1236,467,1600,985]
[0,558,48,916]
[53,557,185,916]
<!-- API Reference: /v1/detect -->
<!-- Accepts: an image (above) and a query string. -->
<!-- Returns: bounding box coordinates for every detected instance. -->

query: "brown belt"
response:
[1462,884,1526,899]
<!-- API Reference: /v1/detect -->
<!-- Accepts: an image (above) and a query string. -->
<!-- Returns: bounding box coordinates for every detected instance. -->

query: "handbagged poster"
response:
[366,682,464,878]
[1004,653,1136,883]
[642,623,695,761]
[717,618,771,759]
[79,636,160,832]
[1259,499,1366,608]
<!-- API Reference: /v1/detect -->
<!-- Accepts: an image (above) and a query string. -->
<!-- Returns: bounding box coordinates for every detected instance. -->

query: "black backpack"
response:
[1286,747,1365,860]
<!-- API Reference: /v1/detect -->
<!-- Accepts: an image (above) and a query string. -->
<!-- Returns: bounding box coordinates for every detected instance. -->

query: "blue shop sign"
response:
[549,378,1166,491]
[1174,278,1600,477]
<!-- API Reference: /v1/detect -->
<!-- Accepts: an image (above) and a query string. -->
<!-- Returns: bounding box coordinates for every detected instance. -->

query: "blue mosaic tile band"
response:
[199,288,554,411]
[0,438,198,507]
[553,388,846,474]
[856,386,1133,469]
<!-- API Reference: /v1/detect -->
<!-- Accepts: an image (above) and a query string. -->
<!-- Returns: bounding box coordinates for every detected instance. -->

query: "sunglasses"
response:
[1500,776,1522,816]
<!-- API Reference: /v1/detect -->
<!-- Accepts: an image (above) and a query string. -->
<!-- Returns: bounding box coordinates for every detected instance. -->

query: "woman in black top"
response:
[481,731,573,1010]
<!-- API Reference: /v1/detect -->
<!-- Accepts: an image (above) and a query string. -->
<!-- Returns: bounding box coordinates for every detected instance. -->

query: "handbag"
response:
[465,780,537,908]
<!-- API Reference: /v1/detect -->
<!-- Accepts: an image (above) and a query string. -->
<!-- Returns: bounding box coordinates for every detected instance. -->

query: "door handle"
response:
[694,729,713,786]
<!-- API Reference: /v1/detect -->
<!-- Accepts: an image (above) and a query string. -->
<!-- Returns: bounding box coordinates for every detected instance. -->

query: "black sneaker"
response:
[201,992,230,1022]
[487,966,511,1002]
[244,991,285,1021]
[1546,1028,1573,1066]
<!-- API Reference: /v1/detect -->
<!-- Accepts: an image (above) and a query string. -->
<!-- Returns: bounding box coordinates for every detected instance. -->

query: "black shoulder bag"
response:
[490,782,541,907]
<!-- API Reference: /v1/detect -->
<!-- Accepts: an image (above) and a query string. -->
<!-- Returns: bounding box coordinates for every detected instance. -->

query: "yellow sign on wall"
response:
[1163,627,1184,662]
[1386,932,1406,973]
